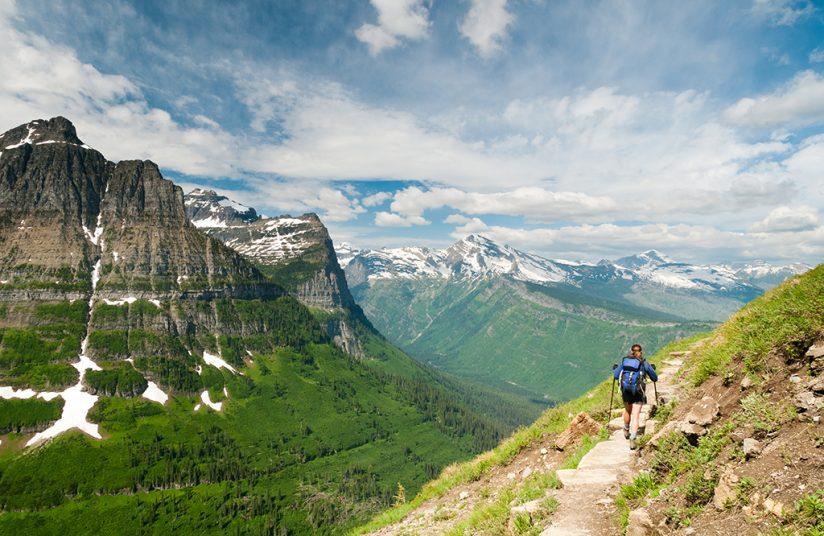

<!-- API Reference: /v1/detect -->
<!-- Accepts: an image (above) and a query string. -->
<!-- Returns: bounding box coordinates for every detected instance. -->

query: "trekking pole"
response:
[607,364,617,426]
[653,381,659,406]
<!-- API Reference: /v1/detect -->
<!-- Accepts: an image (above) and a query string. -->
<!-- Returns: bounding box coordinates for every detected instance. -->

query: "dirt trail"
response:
[537,355,684,535]
[367,353,688,535]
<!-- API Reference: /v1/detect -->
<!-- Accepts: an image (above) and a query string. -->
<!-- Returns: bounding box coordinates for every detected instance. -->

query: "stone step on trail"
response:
[539,357,684,535]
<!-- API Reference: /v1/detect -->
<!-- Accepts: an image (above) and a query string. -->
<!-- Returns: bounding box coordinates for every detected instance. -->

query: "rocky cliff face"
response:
[184,189,366,357]
[0,117,319,400]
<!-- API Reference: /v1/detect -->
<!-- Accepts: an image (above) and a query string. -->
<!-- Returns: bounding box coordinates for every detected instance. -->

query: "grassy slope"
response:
[613,264,824,533]
[0,337,504,534]
[354,264,823,535]
[354,277,711,402]
[351,333,706,534]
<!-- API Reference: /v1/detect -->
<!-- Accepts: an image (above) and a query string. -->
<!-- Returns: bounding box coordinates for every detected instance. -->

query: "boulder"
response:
[808,343,824,374]
[807,375,824,394]
[626,507,658,536]
[794,391,821,412]
[685,396,720,426]
[713,470,739,510]
[743,438,762,458]
[555,412,601,450]
[679,422,708,441]
[644,419,657,436]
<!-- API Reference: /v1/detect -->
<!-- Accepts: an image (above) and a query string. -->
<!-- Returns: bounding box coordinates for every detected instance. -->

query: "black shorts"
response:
[621,388,646,405]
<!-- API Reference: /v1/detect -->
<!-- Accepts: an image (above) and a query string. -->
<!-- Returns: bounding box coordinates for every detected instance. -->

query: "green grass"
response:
[690,265,824,385]
[0,340,504,534]
[615,472,660,529]
[351,334,692,535]
[737,393,794,437]
[353,278,713,403]
[558,429,608,470]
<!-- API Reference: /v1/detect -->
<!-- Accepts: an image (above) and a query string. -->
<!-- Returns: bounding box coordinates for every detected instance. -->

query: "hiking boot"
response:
[623,427,630,440]
[629,437,637,450]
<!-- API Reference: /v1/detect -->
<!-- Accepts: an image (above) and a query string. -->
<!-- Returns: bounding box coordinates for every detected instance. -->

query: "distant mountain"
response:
[733,261,812,290]
[0,118,524,534]
[341,235,808,321]
[185,188,365,356]
[341,235,807,402]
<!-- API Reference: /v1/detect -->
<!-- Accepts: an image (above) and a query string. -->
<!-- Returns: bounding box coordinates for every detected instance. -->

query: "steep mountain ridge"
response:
[184,188,366,356]
[0,118,520,534]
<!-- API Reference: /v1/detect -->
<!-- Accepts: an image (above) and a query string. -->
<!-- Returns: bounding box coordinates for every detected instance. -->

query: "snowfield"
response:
[142,381,168,405]
[203,350,239,374]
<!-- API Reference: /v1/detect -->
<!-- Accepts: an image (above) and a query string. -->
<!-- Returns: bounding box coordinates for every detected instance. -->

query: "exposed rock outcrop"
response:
[184,189,369,357]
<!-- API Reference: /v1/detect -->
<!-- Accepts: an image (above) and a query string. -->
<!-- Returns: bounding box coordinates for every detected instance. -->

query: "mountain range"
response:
[339,235,809,402]
[0,118,527,534]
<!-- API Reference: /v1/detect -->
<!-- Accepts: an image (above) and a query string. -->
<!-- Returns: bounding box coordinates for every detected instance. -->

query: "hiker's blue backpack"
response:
[619,357,646,395]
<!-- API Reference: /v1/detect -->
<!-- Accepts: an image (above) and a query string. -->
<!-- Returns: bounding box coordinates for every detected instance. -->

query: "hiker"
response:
[613,343,657,449]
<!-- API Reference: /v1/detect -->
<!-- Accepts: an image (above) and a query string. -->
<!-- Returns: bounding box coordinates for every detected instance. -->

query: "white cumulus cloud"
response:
[355,0,431,55]
[390,186,619,223]
[460,0,514,58]
[750,205,820,232]
[374,211,429,227]
[724,70,824,129]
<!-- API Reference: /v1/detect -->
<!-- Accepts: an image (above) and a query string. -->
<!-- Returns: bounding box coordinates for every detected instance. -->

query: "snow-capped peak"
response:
[334,242,360,268]
[184,188,259,228]
[348,234,582,284]
[614,249,674,270]
[346,236,807,295]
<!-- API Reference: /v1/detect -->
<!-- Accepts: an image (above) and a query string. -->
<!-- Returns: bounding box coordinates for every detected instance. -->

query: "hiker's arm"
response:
[613,360,622,380]
[646,362,658,382]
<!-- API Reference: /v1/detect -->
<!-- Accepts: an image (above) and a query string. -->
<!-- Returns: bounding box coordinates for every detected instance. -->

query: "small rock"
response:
[540,447,548,455]
[790,374,801,384]
[683,528,696,535]
[806,342,824,359]
[649,421,680,447]
[644,419,657,436]
[627,507,658,536]
[521,466,533,479]
[813,415,821,424]
[807,375,824,394]
[794,391,819,412]
[713,470,739,510]
[743,438,762,458]
[507,472,516,480]
[459,491,469,500]
[763,497,785,518]
[685,396,720,426]
[555,412,601,450]
[741,376,753,390]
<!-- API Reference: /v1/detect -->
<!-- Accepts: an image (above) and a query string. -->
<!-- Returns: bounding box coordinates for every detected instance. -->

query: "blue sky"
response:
[1,0,823,263]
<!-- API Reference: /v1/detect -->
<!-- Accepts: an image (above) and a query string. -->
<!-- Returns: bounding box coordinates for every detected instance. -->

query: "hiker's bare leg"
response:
[623,403,631,427]
[630,402,643,436]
